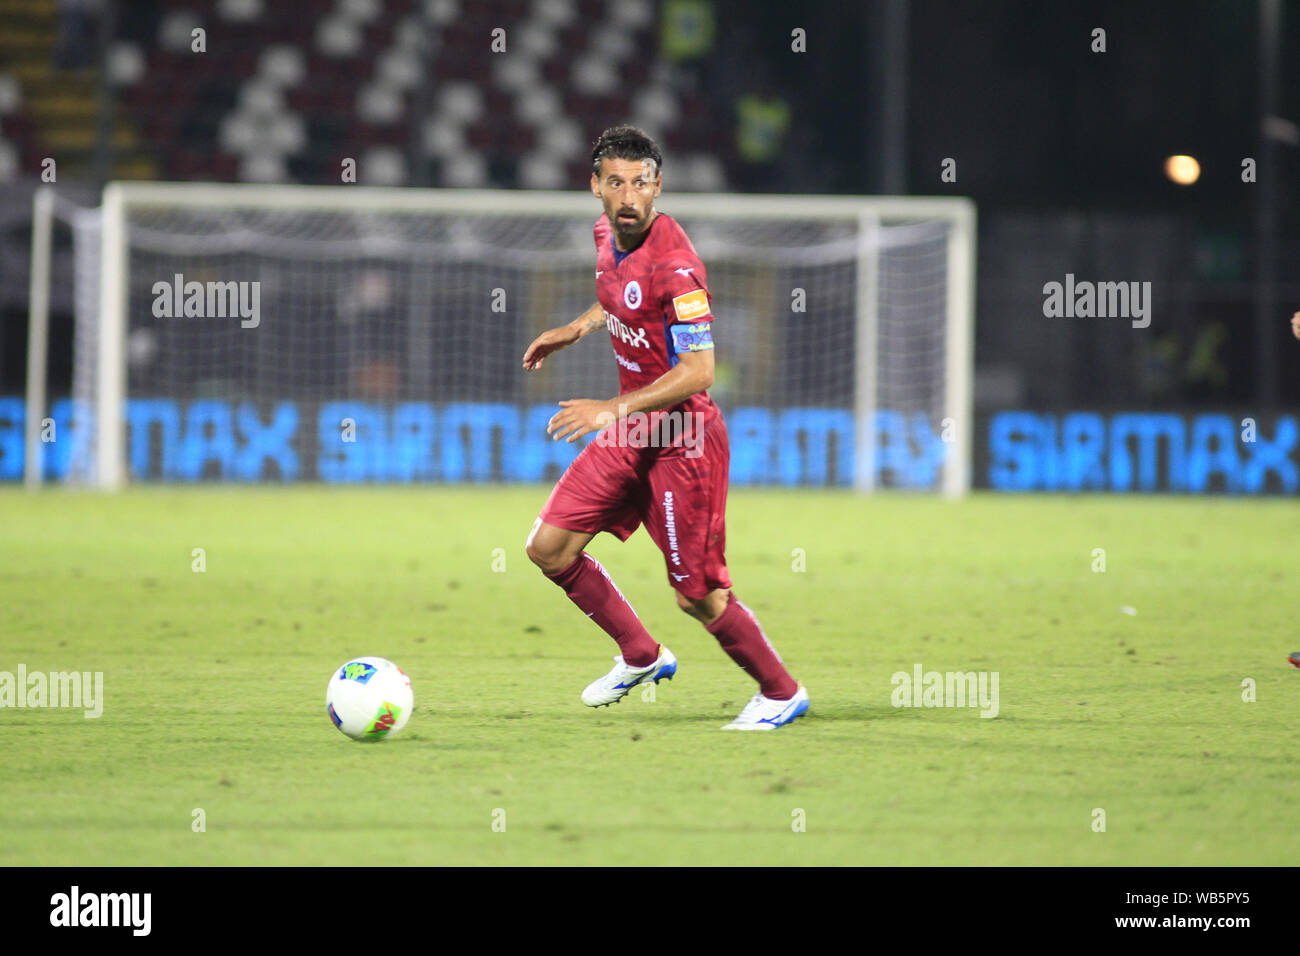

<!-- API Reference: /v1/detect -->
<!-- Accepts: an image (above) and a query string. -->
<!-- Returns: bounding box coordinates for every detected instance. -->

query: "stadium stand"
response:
[0,0,730,190]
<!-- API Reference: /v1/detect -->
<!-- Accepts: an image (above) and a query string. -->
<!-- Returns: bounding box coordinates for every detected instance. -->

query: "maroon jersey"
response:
[593,211,719,446]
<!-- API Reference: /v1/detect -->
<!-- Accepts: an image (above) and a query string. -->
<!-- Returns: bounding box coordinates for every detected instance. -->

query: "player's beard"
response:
[612,206,653,243]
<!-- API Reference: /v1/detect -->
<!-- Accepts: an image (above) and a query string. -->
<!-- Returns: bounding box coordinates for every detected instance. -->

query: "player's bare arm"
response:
[1291,311,1300,340]
[546,350,714,444]
[521,301,604,370]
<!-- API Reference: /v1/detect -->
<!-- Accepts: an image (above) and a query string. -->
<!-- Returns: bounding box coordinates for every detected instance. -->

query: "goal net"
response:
[27,184,974,494]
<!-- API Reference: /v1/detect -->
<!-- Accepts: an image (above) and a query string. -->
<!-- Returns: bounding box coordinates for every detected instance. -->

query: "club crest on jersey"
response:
[623,280,643,310]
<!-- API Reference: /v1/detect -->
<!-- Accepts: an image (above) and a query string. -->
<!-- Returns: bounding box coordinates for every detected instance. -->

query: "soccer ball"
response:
[326,657,413,741]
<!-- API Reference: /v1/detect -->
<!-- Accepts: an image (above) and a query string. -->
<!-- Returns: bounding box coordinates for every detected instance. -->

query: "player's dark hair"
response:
[591,126,662,178]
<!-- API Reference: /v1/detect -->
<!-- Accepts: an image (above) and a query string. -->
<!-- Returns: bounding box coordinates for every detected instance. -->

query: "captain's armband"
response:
[670,322,713,352]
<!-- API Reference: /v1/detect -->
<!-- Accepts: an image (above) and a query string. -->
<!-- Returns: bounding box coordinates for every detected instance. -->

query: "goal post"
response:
[97,183,128,491]
[23,186,53,491]
[31,182,975,494]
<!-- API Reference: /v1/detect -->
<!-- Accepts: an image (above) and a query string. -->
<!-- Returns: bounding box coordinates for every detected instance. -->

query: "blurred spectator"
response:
[1184,322,1228,395]
[54,0,101,70]
[732,76,790,191]
[660,0,715,63]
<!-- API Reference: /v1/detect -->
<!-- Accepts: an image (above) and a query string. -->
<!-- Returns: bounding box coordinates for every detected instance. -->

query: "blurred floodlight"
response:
[1164,154,1200,185]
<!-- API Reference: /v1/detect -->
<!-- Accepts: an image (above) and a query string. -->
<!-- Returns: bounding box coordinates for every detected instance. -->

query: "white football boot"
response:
[581,645,677,707]
[721,685,810,730]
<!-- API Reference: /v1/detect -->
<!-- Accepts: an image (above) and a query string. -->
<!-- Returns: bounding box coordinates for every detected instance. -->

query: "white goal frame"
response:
[27,182,976,495]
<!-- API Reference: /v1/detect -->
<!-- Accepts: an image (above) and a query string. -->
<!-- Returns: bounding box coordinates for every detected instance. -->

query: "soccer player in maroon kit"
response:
[522,126,810,729]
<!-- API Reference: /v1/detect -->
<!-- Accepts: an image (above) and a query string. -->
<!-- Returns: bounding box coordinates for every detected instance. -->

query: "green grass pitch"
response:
[1,486,1296,866]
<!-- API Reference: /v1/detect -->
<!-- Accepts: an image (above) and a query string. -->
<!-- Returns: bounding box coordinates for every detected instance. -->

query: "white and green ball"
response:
[326,657,413,741]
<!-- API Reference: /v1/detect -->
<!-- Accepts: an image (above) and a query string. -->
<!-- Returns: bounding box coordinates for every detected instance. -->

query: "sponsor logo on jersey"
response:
[670,322,713,353]
[671,288,710,322]
[604,309,649,348]
[615,352,643,373]
[624,280,643,310]
[663,490,681,565]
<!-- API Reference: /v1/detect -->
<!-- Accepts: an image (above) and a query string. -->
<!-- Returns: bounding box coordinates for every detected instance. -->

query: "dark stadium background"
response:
[0,0,1297,464]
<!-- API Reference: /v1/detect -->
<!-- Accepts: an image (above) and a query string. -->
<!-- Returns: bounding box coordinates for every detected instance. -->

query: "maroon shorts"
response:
[537,414,732,600]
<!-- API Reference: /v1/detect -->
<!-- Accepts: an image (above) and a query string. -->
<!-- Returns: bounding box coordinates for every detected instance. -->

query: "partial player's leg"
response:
[672,585,800,701]
[527,519,677,706]
[673,588,728,624]
[524,519,594,576]
[526,441,676,707]
[645,417,808,729]
[674,587,809,729]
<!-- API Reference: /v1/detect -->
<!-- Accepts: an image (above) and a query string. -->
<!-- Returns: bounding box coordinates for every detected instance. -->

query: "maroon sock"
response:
[545,553,659,667]
[706,593,798,699]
